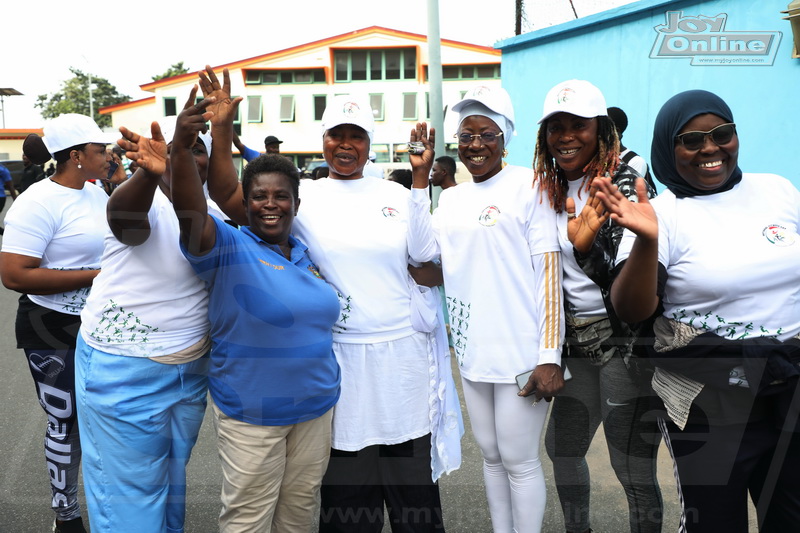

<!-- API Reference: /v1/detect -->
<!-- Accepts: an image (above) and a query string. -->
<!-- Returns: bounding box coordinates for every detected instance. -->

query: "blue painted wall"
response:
[497,0,799,186]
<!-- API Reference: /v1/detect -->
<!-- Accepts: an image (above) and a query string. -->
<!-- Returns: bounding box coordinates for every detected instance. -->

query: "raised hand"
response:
[198,65,242,127]
[595,176,657,241]
[117,122,168,177]
[567,181,609,254]
[409,122,436,189]
[173,86,215,151]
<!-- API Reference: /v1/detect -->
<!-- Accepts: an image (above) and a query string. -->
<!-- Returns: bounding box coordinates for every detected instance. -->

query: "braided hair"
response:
[533,116,620,213]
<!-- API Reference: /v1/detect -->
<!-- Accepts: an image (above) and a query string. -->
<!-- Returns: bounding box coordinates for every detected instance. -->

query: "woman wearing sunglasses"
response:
[597,89,800,532]
[410,85,564,533]
[533,80,663,533]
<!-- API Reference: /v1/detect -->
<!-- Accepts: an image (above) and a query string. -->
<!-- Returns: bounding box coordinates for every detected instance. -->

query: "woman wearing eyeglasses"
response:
[410,85,564,533]
[533,80,663,533]
[597,89,800,532]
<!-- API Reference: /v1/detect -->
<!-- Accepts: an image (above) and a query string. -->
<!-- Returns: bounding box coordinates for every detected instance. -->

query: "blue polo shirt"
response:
[0,164,12,198]
[183,217,341,426]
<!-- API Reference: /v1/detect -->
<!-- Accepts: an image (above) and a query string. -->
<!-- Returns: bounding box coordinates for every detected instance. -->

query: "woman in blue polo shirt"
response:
[170,89,340,532]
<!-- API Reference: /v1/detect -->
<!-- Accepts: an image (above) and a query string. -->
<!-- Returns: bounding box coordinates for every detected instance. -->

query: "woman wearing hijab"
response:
[410,85,564,533]
[597,89,800,532]
[1,114,116,533]
[533,80,662,533]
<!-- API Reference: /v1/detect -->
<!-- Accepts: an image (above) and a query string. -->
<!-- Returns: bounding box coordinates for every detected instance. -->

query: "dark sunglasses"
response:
[454,131,503,145]
[674,123,736,151]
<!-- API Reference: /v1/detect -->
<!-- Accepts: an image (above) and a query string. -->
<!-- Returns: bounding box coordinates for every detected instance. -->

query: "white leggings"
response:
[462,378,549,533]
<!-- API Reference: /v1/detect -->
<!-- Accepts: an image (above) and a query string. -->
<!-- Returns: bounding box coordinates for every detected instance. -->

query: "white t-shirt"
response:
[420,164,563,383]
[293,176,437,448]
[293,176,437,343]
[2,178,108,314]
[558,178,606,318]
[80,188,209,357]
[617,173,800,341]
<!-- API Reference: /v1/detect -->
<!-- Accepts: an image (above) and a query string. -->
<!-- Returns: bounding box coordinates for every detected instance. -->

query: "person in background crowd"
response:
[75,110,213,533]
[606,106,655,190]
[175,75,342,532]
[233,133,284,162]
[534,79,662,533]
[0,114,116,533]
[598,89,800,532]
[431,155,457,190]
[388,168,413,190]
[19,153,46,192]
[0,162,18,234]
[410,85,564,533]
[207,89,461,532]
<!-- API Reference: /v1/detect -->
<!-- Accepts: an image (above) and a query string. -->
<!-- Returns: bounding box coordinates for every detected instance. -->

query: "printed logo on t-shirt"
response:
[762,224,796,247]
[308,264,322,279]
[478,205,501,227]
[91,299,160,344]
[333,292,353,334]
[382,207,400,218]
[446,296,471,366]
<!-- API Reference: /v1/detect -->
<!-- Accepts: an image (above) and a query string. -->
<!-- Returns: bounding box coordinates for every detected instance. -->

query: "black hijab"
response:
[650,90,742,198]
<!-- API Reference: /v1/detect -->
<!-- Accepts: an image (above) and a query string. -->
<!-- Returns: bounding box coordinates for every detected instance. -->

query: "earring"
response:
[77,163,82,169]
[502,149,508,158]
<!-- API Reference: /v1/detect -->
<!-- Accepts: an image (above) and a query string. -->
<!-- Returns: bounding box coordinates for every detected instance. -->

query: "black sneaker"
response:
[53,517,87,533]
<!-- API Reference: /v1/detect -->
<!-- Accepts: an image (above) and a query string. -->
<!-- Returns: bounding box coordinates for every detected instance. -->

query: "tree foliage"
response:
[35,67,130,128]
[152,61,190,81]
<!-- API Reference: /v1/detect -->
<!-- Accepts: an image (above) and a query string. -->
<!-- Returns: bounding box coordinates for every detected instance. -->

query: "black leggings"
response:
[24,347,83,522]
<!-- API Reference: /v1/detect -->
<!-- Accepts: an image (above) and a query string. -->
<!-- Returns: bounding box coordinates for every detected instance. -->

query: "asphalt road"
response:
[0,197,697,532]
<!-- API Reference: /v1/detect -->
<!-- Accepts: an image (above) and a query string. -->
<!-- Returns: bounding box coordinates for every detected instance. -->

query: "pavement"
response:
[0,197,710,533]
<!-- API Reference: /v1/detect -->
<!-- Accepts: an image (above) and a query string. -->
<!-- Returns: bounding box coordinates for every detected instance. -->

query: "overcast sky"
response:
[2,0,636,128]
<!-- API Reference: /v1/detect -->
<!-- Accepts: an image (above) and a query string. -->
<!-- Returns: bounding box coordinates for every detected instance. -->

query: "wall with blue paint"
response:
[497,0,798,186]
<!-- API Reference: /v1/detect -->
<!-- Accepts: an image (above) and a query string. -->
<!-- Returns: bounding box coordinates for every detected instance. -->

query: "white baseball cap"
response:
[43,113,118,155]
[538,79,608,124]
[321,95,375,143]
[451,85,515,136]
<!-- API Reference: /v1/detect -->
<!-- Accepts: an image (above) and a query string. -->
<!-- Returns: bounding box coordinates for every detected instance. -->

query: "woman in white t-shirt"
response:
[0,114,115,533]
[410,85,564,533]
[598,89,800,532]
[533,80,663,533]
[74,105,213,533]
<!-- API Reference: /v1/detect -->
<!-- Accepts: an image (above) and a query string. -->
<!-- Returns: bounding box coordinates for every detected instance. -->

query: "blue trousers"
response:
[75,334,209,533]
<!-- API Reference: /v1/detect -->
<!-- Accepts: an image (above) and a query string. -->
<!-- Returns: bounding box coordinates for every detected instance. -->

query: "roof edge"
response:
[496,0,686,50]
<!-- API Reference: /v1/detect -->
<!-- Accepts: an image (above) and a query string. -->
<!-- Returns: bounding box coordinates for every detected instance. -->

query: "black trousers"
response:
[661,413,800,533]
[319,434,445,533]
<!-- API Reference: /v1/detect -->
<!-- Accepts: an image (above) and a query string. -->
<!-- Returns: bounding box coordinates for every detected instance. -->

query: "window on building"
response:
[371,143,390,163]
[247,96,262,123]
[334,48,417,82]
[163,97,177,116]
[403,93,418,121]
[280,95,295,122]
[313,95,327,121]
[244,69,325,85]
[370,94,384,121]
[426,64,501,81]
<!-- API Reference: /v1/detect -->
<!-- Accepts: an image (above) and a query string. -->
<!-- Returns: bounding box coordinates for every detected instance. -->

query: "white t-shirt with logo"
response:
[617,173,800,341]
[423,164,563,383]
[293,176,436,343]
[80,188,209,357]
[2,178,108,315]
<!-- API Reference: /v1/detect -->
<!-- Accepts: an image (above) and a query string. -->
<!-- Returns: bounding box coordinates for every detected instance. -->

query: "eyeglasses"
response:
[674,123,736,151]
[455,131,503,145]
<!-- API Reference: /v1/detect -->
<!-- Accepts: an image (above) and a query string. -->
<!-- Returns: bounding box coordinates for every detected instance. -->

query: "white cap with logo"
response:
[538,79,608,124]
[321,95,375,143]
[43,113,119,156]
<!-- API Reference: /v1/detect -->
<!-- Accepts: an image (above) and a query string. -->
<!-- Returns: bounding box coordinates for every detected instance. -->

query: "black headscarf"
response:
[650,90,742,198]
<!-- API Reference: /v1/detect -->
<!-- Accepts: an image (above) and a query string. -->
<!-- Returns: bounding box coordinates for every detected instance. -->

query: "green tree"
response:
[152,61,190,81]
[35,67,130,128]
